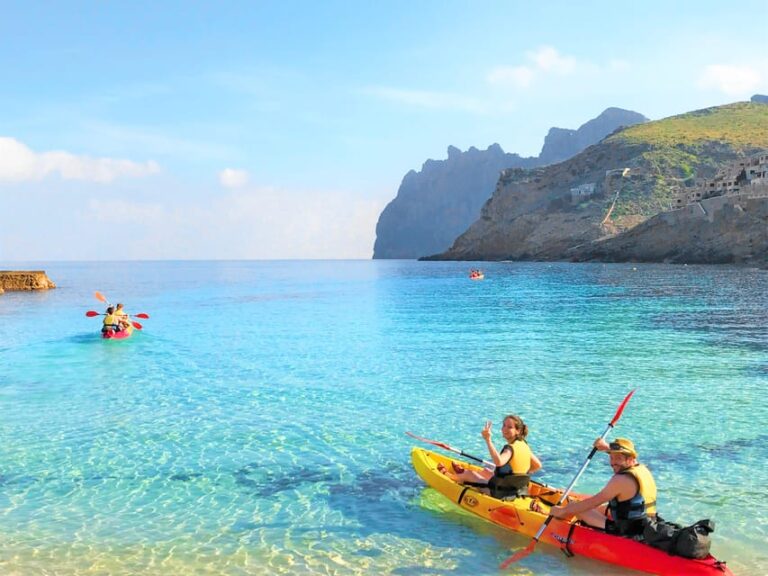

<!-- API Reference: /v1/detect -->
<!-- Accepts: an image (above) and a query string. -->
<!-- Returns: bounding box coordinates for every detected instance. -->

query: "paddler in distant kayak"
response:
[114,303,131,332]
[102,306,119,334]
[550,437,657,537]
[437,415,542,499]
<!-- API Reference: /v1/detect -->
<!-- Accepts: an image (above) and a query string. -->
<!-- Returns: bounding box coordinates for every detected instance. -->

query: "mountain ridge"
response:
[424,101,768,264]
[373,107,648,259]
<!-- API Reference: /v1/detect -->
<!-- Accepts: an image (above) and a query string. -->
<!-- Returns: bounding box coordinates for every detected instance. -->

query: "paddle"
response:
[500,388,637,569]
[95,291,109,304]
[406,431,495,469]
[86,310,150,319]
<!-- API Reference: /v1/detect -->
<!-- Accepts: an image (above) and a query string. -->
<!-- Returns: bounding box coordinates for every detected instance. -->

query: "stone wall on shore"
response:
[0,271,56,293]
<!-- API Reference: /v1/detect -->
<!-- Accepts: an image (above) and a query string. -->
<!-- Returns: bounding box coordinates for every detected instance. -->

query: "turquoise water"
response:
[0,260,766,576]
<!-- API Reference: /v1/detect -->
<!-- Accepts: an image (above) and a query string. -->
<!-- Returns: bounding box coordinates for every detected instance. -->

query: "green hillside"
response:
[607,102,768,148]
[599,102,768,224]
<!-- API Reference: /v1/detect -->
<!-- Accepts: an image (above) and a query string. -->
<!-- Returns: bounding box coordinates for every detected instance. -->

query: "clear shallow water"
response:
[0,260,766,576]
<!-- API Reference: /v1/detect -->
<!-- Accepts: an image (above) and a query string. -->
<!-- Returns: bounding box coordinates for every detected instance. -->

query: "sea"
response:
[0,260,765,576]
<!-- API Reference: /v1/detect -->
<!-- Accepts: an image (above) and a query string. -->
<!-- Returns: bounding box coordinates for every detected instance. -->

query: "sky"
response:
[1,1,767,260]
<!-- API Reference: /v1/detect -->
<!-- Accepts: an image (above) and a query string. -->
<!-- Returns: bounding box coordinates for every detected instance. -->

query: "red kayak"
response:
[491,506,732,575]
[102,325,134,340]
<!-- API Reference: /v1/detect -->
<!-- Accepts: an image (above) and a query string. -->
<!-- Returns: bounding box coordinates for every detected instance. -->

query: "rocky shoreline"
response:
[0,271,56,294]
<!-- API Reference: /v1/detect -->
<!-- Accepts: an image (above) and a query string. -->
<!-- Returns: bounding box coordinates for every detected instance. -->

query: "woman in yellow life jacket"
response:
[437,415,542,499]
[102,306,119,333]
[550,437,657,537]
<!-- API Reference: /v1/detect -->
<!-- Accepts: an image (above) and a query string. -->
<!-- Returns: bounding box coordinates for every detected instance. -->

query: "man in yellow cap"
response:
[550,437,657,537]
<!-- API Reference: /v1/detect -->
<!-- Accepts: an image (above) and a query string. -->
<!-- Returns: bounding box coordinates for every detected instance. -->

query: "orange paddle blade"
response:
[85,311,101,317]
[499,541,536,569]
[94,291,108,303]
[131,321,143,330]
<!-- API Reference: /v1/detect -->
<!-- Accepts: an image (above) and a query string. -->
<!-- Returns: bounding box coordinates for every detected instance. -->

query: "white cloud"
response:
[487,66,534,88]
[0,137,159,183]
[72,185,385,259]
[698,64,762,96]
[487,46,620,92]
[219,168,250,189]
[527,46,577,74]
[365,46,581,113]
[202,186,384,258]
[362,86,488,113]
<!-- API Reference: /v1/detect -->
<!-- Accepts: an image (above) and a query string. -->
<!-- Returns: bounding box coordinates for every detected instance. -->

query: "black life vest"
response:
[488,440,532,499]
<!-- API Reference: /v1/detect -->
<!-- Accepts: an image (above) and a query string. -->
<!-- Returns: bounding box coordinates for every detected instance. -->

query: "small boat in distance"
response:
[469,269,484,280]
[87,292,150,340]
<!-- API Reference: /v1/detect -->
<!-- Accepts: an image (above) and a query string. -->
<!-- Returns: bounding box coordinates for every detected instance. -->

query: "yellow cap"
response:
[608,438,637,458]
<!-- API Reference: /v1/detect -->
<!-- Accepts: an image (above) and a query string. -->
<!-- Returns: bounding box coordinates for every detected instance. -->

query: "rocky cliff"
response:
[426,102,768,263]
[573,195,768,264]
[538,107,648,165]
[373,144,539,259]
[0,271,56,293]
[373,108,647,259]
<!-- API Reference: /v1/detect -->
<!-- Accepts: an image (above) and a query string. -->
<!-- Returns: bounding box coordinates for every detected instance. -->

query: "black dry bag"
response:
[643,516,714,559]
[675,519,715,559]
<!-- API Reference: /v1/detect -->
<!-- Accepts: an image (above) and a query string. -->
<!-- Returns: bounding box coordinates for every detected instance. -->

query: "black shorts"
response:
[605,518,644,537]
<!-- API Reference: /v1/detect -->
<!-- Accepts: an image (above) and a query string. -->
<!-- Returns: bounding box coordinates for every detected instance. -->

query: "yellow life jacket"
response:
[610,463,658,522]
[103,314,117,326]
[508,439,532,474]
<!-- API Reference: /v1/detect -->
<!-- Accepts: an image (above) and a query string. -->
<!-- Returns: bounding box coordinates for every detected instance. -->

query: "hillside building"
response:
[675,152,768,208]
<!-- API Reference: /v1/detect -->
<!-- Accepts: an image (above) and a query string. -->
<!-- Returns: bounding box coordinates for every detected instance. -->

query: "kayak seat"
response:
[489,474,531,500]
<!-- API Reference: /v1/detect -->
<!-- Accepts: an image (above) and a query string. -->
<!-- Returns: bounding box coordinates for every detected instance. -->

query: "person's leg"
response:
[451,468,493,483]
[576,509,608,529]
[437,465,492,484]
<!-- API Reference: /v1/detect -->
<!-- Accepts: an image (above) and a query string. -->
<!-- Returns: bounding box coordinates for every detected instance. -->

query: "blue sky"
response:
[2,1,767,260]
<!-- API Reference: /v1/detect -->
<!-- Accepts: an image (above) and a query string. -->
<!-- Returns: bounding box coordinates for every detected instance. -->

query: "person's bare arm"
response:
[550,475,629,518]
[529,452,542,474]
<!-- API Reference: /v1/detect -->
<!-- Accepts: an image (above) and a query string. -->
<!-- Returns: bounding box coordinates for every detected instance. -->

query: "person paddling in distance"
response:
[550,437,657,537]
[102,306,119,334]
[114,303,131,332]
[437,415,542,499]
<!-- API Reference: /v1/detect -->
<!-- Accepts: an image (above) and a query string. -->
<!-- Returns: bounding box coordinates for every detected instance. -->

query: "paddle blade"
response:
[134,313,150,319]
[499,540,536,569]
[609,388,637,426]
[94,291,108,303]
[85,311,101,317]
[131,321,143,330]
[406,431,452,452]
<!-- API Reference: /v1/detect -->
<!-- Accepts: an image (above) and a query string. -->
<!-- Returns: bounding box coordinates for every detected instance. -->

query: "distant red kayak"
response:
[102,325,134,340]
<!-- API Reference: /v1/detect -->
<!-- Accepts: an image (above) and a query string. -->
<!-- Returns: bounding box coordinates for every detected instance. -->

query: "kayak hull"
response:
[411,448,733,576]
[102,325,133,340]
